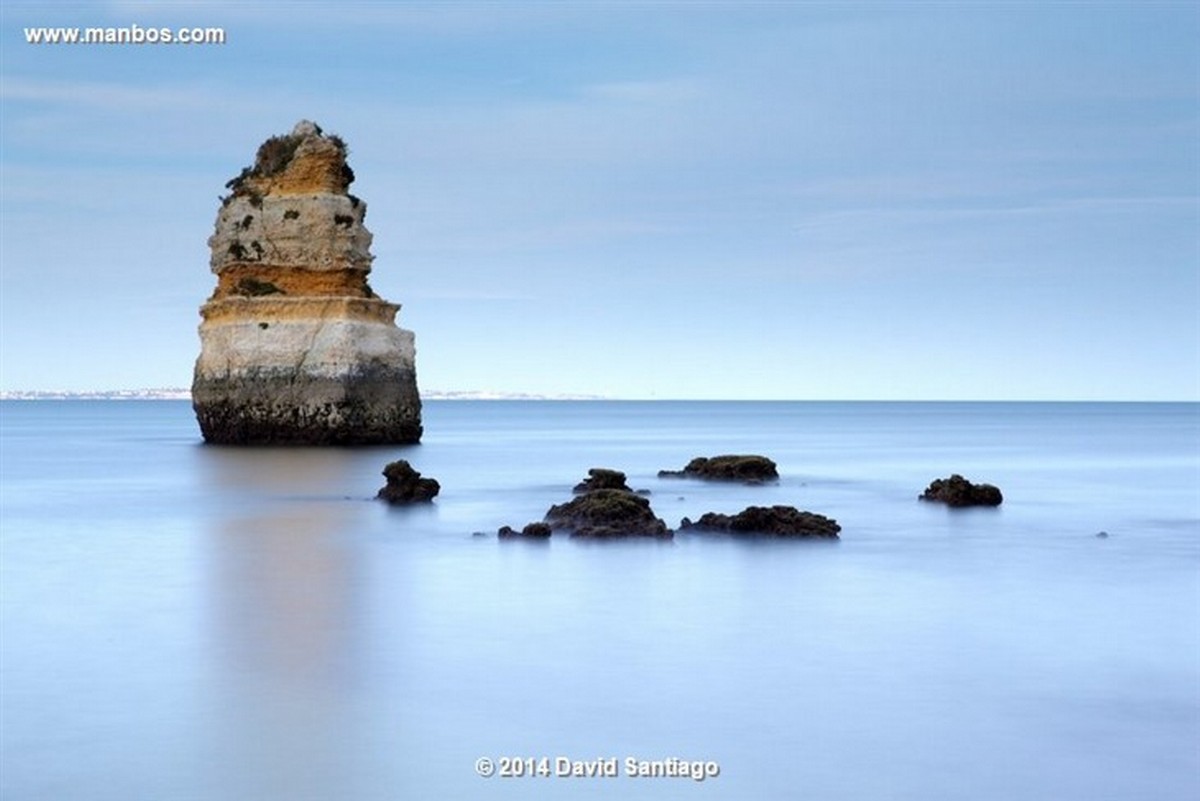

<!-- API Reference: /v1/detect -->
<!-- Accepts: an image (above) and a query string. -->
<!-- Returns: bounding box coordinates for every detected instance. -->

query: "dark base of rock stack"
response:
[193,369,421,445]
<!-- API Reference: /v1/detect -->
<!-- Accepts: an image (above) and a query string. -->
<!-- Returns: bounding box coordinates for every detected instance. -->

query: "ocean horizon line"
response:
[0,389,1196,404]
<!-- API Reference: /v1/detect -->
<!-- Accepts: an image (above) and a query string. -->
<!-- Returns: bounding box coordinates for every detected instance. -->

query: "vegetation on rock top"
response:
[223,122,352,198]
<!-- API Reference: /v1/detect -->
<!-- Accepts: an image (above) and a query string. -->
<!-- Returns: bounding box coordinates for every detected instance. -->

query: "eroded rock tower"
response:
[193,121,422,444]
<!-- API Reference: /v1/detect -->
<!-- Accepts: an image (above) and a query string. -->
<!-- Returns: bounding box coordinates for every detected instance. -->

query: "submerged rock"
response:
[680,506,840,538]
[919,474,1003,507]
[658,455,778,483]
[498,522,552,539]
[545,489,672,539]
[377,460,439,504]
[193,120,422,444]
[573,468,632,494]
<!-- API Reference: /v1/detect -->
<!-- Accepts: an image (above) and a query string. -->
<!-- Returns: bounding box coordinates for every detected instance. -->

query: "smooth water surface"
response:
[2,401,1198,800]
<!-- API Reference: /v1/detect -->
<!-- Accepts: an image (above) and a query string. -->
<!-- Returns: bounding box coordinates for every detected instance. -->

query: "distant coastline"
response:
[0,388,609,402]
[1,390,1193,404]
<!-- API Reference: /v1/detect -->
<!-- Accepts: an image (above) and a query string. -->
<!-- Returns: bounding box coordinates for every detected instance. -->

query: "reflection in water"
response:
[199,446,371,799]
[194,443,390,499]
[210,508,359,683]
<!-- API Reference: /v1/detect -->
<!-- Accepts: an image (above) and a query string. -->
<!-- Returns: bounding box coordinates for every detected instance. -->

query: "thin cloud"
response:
[405,289,535,302]
[100,0,594,34]
[580,79,702,104]
[0,77,219,111]
[390,217,681,255]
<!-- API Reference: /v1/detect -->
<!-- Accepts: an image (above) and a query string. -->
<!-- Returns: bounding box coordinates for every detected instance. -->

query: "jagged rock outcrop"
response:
[680,506,841,538]
[193,120,422,444]
[658,455,778,483]
[919,474,1003,507]
[376,460,440,504]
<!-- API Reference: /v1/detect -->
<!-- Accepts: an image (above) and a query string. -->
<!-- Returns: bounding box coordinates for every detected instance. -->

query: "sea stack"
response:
[192,121,422,444]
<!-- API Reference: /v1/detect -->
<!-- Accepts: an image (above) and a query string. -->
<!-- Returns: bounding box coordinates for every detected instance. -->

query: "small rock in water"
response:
[919,474,1003,507]
[658,454,778,483]
[680,505,840,539]
[545,489,672,539]
[498,523,552,540]
[1096,530,1110,539]
[376,459,440,504]
[573,468,632,494]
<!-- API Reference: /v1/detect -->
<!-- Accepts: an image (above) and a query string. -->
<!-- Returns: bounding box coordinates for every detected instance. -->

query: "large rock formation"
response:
[193,121,422,444]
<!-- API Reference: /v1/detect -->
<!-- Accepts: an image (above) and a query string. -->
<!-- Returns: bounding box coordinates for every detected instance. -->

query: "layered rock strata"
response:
[193,121,422,444]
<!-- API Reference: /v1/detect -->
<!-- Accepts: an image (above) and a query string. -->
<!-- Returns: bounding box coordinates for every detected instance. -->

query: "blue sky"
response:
[2,1,1197,400]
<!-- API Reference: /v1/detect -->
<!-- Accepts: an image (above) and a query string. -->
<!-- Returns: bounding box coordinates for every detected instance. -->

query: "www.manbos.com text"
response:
[24,24,226,46]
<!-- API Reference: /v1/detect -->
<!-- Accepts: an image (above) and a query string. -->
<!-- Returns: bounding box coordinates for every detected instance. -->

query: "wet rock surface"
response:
[658,455,778,483]
[919,474,1003,507]
[680,505,841,538]
[376,460,439,504]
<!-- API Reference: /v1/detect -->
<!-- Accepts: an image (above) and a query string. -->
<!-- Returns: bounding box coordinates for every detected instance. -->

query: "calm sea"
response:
[1,400,1197,800]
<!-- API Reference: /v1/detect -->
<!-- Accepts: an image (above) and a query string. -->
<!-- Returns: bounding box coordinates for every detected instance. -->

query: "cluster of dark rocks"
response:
[374,455,1006,540]
[496,455,837,541]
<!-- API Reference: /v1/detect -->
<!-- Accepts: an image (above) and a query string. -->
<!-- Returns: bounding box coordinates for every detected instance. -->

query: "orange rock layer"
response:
[210,264,375,301]
[200,296,399,325]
